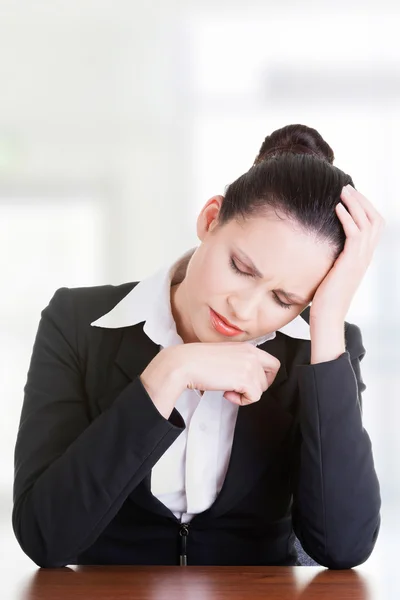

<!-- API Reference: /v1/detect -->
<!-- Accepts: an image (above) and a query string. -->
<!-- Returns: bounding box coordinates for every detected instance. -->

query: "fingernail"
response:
[343,184,354,194]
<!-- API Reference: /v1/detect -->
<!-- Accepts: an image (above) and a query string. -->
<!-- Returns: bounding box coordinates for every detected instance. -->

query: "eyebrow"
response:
[234,247,311,305]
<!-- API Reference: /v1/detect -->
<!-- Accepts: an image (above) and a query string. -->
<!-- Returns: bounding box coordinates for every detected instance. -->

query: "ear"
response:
[196,195,224,240]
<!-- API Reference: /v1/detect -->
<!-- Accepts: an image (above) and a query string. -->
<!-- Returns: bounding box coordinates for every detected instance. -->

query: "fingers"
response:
[337,185,386,266]
[223,344,282,407]
[253,347,281,381]
[224,390,256,406]
[340,185,386,233]
[223,390,246,405]
[224,368,270,407]
[264,369,276,389]
[336,202,361,238]
[253,346,281,371]
[340,186,370,230]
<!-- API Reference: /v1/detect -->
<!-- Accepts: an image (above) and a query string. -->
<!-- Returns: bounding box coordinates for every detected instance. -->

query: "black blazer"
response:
[12,283,381,569]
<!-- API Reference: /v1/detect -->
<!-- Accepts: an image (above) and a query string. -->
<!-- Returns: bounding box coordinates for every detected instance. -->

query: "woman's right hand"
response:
[140,342,281,417]
[174,342,281,406]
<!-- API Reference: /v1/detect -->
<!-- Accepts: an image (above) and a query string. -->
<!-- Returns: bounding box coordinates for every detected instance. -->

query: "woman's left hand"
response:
[309,184,386,322]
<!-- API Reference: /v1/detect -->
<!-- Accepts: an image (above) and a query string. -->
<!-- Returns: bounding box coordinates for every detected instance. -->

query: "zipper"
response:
[179,523,190,566]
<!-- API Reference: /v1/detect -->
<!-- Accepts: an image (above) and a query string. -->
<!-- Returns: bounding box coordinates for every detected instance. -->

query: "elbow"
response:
[314,545,376,570]
[26,545,70,568]
[316,547,375,570]
[13,531,70,569]
[21,547,69,569]
[36,558,70,569]
[301,514,381,570]
[12,498,70,569]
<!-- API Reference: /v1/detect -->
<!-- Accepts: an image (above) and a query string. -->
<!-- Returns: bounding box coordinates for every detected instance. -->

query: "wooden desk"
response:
[16,565,374,599]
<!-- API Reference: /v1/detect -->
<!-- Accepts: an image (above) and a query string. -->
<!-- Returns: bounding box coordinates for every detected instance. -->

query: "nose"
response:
[227,292,261,325]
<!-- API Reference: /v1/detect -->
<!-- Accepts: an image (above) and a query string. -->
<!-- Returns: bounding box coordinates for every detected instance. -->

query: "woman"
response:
[12,124,384,569]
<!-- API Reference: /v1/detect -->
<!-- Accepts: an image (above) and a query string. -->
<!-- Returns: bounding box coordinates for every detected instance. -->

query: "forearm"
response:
[13,377,185,568]
[292,352,381,569]
[139,346,187,419]
[310,316,346,364]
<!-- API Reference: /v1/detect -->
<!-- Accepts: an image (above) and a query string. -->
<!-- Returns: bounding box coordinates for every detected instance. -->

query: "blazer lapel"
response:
[114,321,161,382]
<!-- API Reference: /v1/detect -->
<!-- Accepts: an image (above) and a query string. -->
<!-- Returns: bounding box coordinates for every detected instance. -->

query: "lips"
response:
[209,308,244,336]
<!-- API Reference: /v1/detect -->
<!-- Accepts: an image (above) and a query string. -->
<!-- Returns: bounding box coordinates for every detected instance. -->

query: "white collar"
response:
[90,246,311,347]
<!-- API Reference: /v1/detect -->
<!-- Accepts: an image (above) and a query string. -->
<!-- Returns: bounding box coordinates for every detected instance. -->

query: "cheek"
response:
[258,302,300,330]
[209,267,240,299]
[195,259,231,295]
[209,267,231,290]
[185,261,221,306]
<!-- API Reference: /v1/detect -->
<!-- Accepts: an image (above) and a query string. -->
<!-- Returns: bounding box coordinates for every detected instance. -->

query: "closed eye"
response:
[229,257,293,310]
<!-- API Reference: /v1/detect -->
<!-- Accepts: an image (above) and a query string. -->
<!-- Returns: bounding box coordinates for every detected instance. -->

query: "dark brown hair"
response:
[217,124,355,260]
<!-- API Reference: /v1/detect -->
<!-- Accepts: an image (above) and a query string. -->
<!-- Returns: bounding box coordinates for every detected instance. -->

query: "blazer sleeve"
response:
[12,287,186,568]
[290,323,381,569]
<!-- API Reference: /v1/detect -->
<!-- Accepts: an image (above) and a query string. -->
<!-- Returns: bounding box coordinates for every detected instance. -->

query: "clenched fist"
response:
[140,342,281,419]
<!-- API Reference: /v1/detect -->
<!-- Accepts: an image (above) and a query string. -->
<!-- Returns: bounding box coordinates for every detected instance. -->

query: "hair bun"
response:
[254,124,335,165]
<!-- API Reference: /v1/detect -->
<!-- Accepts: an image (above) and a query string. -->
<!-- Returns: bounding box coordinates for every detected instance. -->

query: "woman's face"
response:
[171,195,336,344]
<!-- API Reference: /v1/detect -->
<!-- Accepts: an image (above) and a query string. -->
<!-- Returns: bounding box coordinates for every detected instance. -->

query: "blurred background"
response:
[0,0,398,596]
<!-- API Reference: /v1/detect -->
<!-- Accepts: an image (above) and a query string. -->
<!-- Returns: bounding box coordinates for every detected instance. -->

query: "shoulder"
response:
[70,281,139,323]
[48,281,138,323]
[44,281,140,346]
[41,282,141,366]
